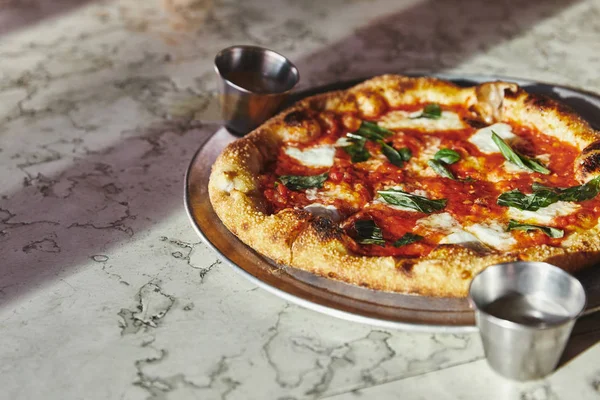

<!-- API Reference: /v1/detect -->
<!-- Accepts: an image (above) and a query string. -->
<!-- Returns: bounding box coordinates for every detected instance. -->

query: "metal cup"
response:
[469,261,586,381]
[214,45,300,136]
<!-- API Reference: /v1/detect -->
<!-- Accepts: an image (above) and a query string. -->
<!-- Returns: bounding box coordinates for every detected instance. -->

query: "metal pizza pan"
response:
[184,74,600,333]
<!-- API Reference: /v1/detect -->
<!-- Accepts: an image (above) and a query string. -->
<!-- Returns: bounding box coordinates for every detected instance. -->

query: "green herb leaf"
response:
[393,233,423,247]
[354,121,393,141]
[434,148,461,165]
[491,132,550,174]
[532,177,600,202]
[377,189,447,214]
[342,134,371,163]
[497,189,558,211]
[507,220,564,238]
[411,103,442,119]
[428,159,456,180]
[354,220,386,246]
[360,121,394,137]
[279,172,328,191]
[381,143,411,167]
[497,177,600,211]
[398,147,412,161]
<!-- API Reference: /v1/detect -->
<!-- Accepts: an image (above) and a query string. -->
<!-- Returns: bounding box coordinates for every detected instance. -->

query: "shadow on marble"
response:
[0,0,98,35]
[0,0,583,311]
[295,0,580,85]
[559,311,600,368]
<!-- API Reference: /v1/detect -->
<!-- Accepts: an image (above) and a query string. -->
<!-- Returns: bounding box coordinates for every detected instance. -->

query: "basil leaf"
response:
[532,177,600,202]
[393,233,423,247]
[354,121,393,141]
[491,132,550,174]
[354,220,386,246]
[497,189,558,211]
[377,189,447,214]
[381,143,410,167]
[411,103,442,119]
[428,159,456,180]
[434,148,460,165]
[342,134,371,163]
[507,220,564,238]
[498,177,600,211]
[398,147,412,161]
[360,121,394,137]
[279,172,328,191]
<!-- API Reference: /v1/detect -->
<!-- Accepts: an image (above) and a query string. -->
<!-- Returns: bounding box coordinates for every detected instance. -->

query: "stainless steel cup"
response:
[468,261,586,381]
[214,45,299,136]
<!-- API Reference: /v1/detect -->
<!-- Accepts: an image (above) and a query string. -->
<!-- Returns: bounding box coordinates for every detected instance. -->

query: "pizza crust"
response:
[208,74,600,298]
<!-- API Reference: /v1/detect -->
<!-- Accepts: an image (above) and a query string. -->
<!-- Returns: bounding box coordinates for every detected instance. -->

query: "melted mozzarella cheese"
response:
[372,186,431,212]
[304,182,363,209]
[469,123,516,154]
[502,160,525,174]
[465,222,516,250]
[440,230,481,244]
[507,202,580,225]
[303,203,341,222]
[405,137,442,177]
[416,212,461,234]
[378,110,465,131]
[284,145,335,167]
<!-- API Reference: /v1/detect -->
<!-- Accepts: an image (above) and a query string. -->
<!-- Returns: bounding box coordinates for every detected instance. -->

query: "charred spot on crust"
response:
[284,110,310,126]
[580,152,600,175]
[241,222,249,231]
[396,80,418,92]
[310,217,343,241]
[526,94,574,115]
[359,282,370,288]
[396,260,415,276]
[460,270,472,280]
[464,118,488,129]
[582,141,600,154]
[327,271,337,278]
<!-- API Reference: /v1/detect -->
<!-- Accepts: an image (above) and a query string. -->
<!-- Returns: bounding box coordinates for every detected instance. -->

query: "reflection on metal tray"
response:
[184,74,600,333]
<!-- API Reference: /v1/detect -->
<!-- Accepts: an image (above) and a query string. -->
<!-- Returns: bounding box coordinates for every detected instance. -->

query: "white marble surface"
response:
[1,0,600,399]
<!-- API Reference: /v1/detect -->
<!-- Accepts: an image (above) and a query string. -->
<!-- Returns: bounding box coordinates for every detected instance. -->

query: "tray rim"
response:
[184,72,600,333]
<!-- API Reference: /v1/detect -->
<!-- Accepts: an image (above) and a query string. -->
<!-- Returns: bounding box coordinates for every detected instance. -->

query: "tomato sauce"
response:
[259,104,600,256]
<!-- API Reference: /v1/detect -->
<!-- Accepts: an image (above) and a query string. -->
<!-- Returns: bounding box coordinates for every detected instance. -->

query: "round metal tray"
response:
[184,74,600,332]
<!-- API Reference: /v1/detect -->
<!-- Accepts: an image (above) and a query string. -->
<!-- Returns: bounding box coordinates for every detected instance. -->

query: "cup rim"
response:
[468,261,587,331]
[214,45,300,96]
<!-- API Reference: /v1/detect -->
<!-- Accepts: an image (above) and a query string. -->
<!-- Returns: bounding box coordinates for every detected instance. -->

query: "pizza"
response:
[208,74,600,297]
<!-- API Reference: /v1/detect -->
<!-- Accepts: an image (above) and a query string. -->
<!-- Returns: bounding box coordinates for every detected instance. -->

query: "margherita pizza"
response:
[208,75,600,297]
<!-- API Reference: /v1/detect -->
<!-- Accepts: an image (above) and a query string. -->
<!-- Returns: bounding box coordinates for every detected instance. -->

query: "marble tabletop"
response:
[2,0,600,399]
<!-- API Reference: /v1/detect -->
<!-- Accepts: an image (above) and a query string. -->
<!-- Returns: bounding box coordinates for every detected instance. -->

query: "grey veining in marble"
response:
[1,0,600,399]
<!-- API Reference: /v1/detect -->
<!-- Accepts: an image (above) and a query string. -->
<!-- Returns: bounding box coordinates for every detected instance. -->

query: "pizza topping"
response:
[353,121,394,141]
[354,220,385,246]
[428,159,456,180]
[507,201,580,225]
[341,133,371,163]
[381,142,411,167]
[465,222,517,250]
[393,233,423,247]
[439,230,481,245]
[284,145,335,167]
[377,188,447,213]
[433,148,461,164]
[533,178,600,202]
[492,132,550,174]
[410,103,442,120]
[303,203,341,222]
[471,81,518,124]
[415,212,460,234]
[279,173,329,190]
[469,123,516,154]
[507,220,564,238]
[378,109,465,131]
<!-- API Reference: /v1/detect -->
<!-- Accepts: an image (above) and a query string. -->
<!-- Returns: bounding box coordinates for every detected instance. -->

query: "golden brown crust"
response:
[209,74,600,298]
